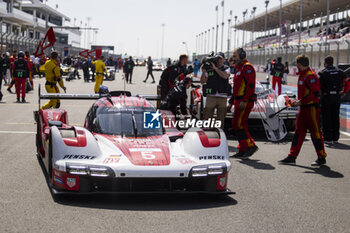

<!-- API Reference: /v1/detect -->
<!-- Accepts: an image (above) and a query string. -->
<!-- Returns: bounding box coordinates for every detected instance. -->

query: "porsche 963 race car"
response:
[35,87,232,195]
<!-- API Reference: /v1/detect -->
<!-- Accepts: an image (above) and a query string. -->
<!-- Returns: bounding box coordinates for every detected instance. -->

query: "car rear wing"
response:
[38,84,161,108]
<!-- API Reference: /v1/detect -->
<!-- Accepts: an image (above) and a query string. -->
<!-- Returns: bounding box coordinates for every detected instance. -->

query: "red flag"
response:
[47,27,56,44]
[34,40,44,57]
[34,27,56,57]
[79,49,90,58]
[88,48,102,59]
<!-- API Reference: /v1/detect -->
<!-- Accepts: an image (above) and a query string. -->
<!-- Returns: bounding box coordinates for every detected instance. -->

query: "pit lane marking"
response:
[340,131,350,138]
[0,130,35,134]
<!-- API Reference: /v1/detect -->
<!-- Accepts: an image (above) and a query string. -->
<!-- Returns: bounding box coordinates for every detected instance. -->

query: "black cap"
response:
[217,52,225,59]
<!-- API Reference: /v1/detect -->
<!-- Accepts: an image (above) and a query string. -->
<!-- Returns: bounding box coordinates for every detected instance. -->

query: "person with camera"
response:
[227,48,258,159]
[161,77,193,117]
[160,54,189,100]
[319,56,348,144]
[200,52,230,129]
[272,57,285,95]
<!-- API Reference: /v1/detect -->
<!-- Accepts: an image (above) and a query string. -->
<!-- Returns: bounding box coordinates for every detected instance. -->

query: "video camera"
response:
[201,52,221,71]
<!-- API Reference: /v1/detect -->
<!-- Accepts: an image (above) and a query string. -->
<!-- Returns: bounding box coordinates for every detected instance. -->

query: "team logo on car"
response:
[219,177,226,187]
[143,110,161,129]
[66,178,76,188]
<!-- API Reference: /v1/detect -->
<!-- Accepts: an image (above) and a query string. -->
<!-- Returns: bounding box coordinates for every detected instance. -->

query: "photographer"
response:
[200,52,230,129]
[159,54,189,100]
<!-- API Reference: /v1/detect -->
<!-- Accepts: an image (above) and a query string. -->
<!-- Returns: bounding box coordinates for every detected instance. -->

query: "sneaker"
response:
[143,80,146,83]
[7,88,12,94]
[278,155,296,164]
[16,98,20,103]
[311,157,326,166]
[243,145,259,158]
[22,98,26,103]
[230,151,245,158]
[151,81,155,84]
[324,141,333,145]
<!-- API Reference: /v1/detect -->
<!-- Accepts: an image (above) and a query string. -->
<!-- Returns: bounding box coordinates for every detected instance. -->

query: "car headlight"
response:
[190,163,227,177]
[66,163,114,177]
[89,166,113,177]
[66,164,88,175]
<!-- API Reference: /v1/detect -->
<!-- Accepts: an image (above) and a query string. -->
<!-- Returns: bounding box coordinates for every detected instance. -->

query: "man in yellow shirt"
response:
[94,56,107,93]
[41,51,66,109]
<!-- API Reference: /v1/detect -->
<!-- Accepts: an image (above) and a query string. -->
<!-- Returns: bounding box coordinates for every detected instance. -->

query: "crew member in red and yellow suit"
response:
[93,56,107,93]
[6,50,17,93]
[279,54,327,166]
[227,48,258,159]
[24,51,34,89]
[41,51,66,109]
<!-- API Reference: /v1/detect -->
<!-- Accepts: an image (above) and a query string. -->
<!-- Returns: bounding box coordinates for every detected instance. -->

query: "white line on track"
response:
[0,131,35,134]
[340,131,350,137]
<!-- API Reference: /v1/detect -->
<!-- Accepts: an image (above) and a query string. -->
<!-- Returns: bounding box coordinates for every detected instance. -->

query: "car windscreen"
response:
[95,108,162,137]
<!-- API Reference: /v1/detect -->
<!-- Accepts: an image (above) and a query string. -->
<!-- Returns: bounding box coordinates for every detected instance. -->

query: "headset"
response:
[237,48,246,60]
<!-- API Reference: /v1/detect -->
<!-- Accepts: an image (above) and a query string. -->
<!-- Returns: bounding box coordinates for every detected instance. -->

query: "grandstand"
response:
[233,0,350,72]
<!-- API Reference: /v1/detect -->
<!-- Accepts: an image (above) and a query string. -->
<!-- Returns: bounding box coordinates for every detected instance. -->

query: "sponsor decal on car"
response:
[129,148,161,152]
[63,155,95,160]
[103,155,121,164]
[54,176,63,184]
[54,170,61,177]
[219,177,226,187]
[199,155,225,160]
[176,158,196,165]
[66,178,76,188]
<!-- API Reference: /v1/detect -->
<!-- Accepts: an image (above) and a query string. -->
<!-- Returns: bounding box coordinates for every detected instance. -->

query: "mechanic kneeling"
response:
[161,77,192,117]
[160,54,189,101]
[200,52,230,129]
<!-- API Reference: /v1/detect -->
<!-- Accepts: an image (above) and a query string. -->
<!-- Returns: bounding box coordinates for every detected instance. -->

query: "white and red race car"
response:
[191,80,299,131]
[35,89,232,195]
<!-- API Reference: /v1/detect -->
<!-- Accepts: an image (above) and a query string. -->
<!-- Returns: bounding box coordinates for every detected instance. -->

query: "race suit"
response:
[94,59,107,93]
[41,59,65,109]
[230,59,256,152]
[159,62,186,100]
[289,67,326,158]
[161,82,188,116]
[7,55,17,89]
[12,58,31,99]
[319,65,347,142]
[272,61,284,95]
[24,56,34,89]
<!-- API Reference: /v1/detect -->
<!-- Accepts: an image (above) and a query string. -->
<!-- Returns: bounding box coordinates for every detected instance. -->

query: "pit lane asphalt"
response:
[1,68,350,233]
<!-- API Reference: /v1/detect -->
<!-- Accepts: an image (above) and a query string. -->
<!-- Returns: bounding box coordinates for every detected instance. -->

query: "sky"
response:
[46,0,281,60]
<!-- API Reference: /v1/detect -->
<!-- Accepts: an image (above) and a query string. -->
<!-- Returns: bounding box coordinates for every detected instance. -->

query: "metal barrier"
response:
[194,39,350,69]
